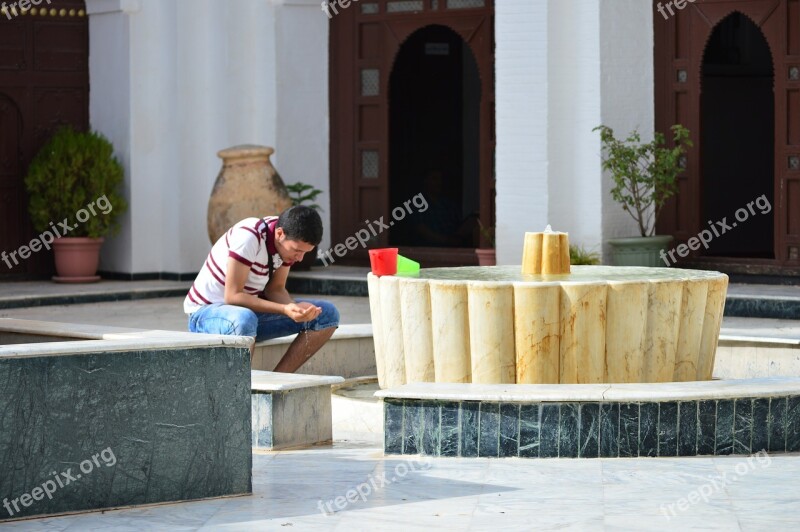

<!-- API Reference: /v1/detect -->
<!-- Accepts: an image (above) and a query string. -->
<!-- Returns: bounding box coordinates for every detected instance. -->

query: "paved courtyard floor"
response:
[3,443,799,531]
[1,282,799,530]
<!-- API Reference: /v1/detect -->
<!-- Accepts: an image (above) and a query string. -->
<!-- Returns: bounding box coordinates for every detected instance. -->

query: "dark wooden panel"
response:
[0,94,22,182]
[0,23,26,71]
[33,22,88,71]
[788,179,800,236]
[788,0,799,55]
[789,90,800,145]
[359,104,380,141]
[359,23,381,60]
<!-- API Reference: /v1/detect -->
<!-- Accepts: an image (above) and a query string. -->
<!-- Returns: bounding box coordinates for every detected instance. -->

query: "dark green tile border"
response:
[0,289,191,310]
[383,395,800,459]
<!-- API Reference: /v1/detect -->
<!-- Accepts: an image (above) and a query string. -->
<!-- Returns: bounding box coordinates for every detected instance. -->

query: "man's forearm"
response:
[226,292,286,315]
[262,287,294,305]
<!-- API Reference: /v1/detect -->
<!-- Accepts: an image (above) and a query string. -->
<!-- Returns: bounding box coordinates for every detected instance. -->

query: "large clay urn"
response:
[207,145,293,243]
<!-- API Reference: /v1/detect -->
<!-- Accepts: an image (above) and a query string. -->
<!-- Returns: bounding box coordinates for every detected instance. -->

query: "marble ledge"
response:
[0,318,253,358]
[375,377,800,403]
[718,334,800,346]
[251,369,343,392]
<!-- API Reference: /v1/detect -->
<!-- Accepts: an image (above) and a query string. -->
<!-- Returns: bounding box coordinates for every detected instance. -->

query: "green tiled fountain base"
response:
[384,397,800,458]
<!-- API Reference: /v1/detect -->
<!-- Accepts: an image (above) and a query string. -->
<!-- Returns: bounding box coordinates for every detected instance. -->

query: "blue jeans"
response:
[188,299,339,342]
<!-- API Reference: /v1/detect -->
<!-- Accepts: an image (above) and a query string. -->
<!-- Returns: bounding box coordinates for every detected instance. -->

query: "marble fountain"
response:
[369,229,728,388]
[368,229,800,459]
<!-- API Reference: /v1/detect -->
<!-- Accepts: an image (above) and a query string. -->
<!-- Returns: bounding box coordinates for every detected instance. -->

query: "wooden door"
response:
[330,0,494,266]
[655,0,800,270]
[0,2,89,278]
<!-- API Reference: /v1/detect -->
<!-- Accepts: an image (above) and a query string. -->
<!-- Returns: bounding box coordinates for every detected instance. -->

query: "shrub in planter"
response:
[24,126,127,281]
[594,124,692,266]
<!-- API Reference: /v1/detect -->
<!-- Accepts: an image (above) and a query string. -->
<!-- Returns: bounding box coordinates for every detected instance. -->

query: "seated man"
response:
[184,206,339,372]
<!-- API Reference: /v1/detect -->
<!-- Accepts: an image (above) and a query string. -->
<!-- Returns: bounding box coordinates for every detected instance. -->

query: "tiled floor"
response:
[2,294,799,344]
[1,279,799,530]
[3,443,799,531]
[0,295,372,332]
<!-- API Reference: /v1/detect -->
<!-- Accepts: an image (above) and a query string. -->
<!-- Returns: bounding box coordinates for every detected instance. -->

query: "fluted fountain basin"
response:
[368,265,728,388]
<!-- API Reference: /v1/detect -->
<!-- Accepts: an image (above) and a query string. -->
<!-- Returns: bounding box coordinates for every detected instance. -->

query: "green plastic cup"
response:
[396,254,420,274]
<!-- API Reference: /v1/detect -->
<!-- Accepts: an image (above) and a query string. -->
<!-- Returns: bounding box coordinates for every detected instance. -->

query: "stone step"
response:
[251,370,344,451]
[331,377,383,444]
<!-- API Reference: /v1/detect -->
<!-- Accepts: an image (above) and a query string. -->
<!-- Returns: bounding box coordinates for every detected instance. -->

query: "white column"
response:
[275,0,332,253]
[87,0,139,273]
[547,0,603,255]
[494,0,550,265]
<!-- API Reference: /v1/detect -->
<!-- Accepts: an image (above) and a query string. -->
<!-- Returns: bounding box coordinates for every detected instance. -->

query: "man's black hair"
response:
[277,205,323,246]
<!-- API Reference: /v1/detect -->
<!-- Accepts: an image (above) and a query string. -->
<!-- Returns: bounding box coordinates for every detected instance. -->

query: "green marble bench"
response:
[0,319,252,521]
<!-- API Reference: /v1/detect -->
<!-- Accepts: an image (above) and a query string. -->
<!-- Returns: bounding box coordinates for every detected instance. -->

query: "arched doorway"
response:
[655,0,800,274]
[388,25,481,249]
[329,1,495,267]
[701,12,774,258]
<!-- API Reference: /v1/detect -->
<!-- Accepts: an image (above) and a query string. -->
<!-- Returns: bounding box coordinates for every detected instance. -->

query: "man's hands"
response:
[284,302,322,323]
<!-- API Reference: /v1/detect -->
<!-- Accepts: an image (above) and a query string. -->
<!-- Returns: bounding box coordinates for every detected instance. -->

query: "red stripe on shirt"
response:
[187,291,201,305]
[209,253,226,277]
[204,260,226,286]
[240,226,261,242]
[191,284,212,304]
[229,251,253,267]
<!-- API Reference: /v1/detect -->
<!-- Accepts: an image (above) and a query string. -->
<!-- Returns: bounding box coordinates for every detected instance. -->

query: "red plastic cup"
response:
[368,248,398,276]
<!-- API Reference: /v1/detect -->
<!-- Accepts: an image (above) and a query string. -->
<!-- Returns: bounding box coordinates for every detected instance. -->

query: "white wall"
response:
[87,0,328,275]
[599,0,655,250]
[494,0,654,264]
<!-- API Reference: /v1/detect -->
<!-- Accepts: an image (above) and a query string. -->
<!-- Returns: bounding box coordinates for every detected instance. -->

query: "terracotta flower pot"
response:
[476,248,496,266]
[207,145,293,243]
[52,237,104,283]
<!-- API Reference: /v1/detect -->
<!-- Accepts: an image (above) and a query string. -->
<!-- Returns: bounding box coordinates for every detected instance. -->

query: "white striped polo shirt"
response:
[183,217,294,314]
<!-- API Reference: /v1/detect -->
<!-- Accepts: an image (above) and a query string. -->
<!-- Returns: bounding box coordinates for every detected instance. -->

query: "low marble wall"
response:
[377,379,800,459]
[714,336,800,379]
[252,324,376,378]
[0,319,253,521]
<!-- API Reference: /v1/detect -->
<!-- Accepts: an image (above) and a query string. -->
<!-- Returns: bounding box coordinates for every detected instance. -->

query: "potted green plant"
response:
[594,124,692,266]
[24,126,127,282]
[285,181,323,270]
[569,244,601,265]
